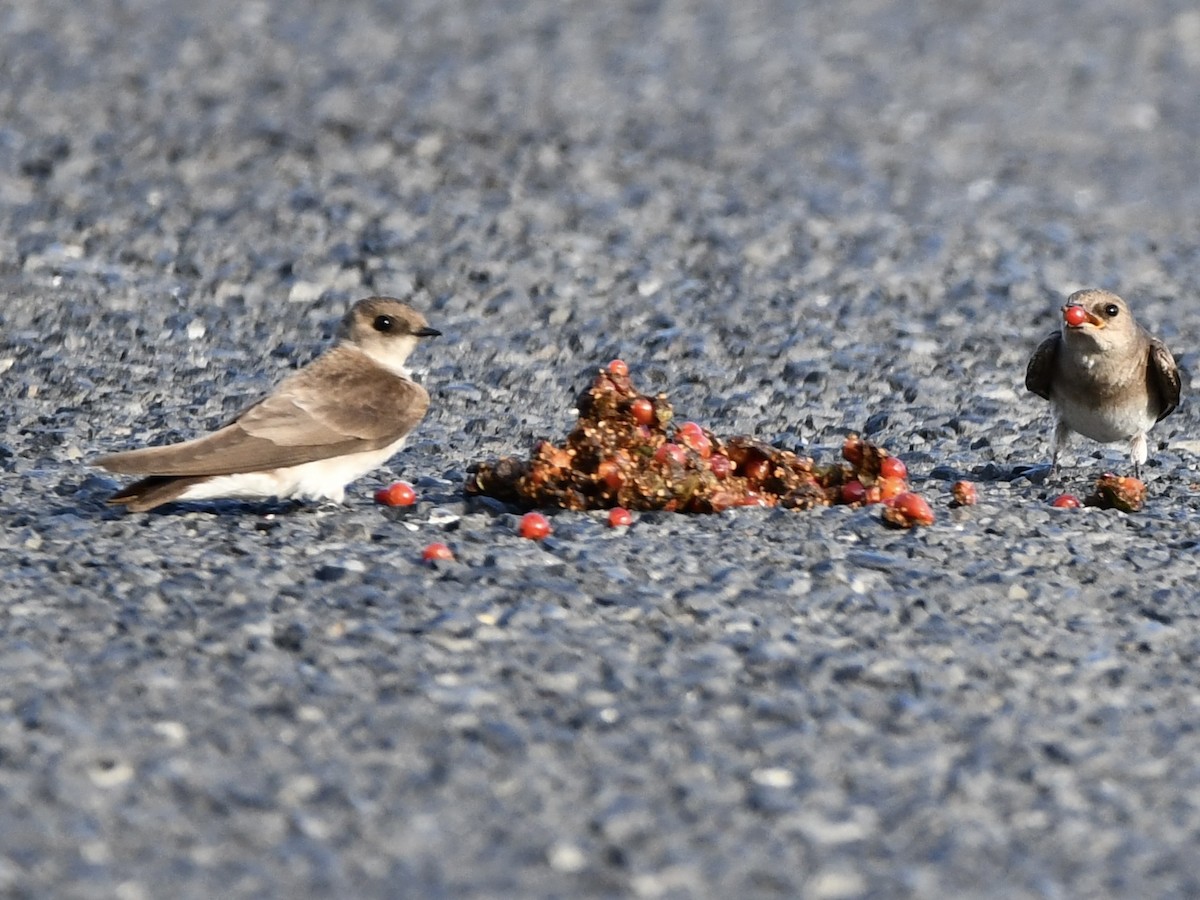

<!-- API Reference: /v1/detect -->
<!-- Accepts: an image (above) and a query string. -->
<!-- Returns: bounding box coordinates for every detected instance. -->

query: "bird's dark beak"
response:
[415,327,441,338]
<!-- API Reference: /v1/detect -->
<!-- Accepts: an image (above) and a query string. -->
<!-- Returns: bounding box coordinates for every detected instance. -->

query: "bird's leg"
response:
[1051,420,1070,479]
[1130,432,1148,480]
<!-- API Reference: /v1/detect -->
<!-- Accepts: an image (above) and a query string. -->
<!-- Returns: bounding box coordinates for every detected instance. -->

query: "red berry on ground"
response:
[375,481,416,507]
[895,491,934,523]
[607,507,633,528]
[951,480,978,506]
[422,542,454,562]
[608,359,629,378]
[519,512,552,540]
[879,456,907,480]
[1051,494,1082,509]
[629,397,655,427]
[883,491,935,527]
[1064,305,1088,328]
[654,443,688,467]
[709,454,733,480]
[840,480,867,504]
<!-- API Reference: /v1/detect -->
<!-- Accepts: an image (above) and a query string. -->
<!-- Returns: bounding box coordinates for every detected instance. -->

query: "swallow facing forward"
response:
[96,297,439,511]
[1025,288,1180,476]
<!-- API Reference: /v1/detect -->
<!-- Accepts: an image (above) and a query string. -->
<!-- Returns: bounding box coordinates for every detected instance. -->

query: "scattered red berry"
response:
[607,507,633,527]
[709,454,733,480]
[629,397,655,426]
[1064,305,1089,328]
[951,480,978,506]
[879,456,907,480]
[877,475,907,502]
[375,481,416,507]
[840,480,867,504]
[421,542,454,562]
[519,511,552,540]
[608,359,629,378]
[882,491,935,527]
[676,422,712,458]
[654,443,688,467]
[1051,494,1082,509]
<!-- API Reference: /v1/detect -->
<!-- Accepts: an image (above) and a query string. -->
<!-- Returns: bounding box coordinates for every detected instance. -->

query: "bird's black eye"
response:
[373,315,394,333]
[1104,304,1119,318]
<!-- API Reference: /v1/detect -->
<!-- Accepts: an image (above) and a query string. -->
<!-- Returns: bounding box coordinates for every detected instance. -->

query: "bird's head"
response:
[1059,289,1139,354]
[340,297,440,375]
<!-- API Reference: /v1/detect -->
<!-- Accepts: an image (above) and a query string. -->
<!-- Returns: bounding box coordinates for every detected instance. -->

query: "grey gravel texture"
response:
[4,0,1200,897]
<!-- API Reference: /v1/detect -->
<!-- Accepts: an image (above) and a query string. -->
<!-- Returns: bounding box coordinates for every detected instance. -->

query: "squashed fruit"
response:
[467,364,931,520]
[1085,473,1146,513]
[1051,494,1082,509]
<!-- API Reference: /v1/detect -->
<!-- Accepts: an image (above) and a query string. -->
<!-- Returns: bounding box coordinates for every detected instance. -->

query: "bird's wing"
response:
[1148,339,1181,422]
[96,348,430,476]
[1024,332,1060,401]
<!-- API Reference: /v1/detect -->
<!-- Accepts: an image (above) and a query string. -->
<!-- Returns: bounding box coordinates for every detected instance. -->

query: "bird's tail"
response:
[107,475,210,512]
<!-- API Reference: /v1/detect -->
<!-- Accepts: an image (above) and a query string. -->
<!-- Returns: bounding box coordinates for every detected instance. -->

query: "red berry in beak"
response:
[1064,305,1088,328]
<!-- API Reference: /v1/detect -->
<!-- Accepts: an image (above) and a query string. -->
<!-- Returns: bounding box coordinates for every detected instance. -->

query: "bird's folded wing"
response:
[1024,332,1060,401]
[97,362,429,476]
[1149,339,1181,422]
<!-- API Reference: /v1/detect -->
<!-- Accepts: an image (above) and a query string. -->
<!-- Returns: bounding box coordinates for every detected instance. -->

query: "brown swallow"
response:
[1025,288,1180,477]
[95,297,440,511]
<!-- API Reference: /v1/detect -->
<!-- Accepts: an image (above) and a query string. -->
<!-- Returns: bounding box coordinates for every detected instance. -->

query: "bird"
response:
[95,296,440,511]
[1025,288,1180,478]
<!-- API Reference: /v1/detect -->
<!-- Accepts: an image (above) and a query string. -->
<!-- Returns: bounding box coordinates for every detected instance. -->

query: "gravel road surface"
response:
[4,1,1200,897]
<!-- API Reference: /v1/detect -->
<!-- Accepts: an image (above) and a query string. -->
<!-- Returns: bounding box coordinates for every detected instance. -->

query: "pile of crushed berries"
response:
[466,360,935,527]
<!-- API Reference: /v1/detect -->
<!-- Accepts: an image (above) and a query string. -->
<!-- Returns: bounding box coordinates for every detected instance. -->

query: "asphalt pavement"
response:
[3,0,1200,897]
